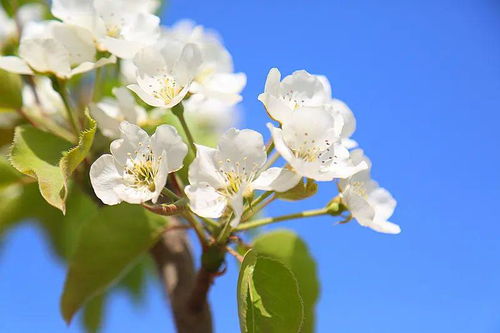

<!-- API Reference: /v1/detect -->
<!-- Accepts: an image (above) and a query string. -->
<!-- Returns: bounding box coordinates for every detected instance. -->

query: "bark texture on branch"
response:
[150,218,213,333]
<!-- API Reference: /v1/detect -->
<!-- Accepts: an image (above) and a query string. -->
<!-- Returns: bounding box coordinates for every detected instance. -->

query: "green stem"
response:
[216,220,233,244]
[53,78,79,137]
[242,191,273,219]
[162,187,181,201]
[92,67,102,102]
[236,207,332,231]
[172,103,197,156]
[183,212,209,247]
[199,216,220,229]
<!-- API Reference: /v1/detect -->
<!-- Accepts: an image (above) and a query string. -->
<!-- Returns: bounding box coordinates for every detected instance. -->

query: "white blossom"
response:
[127,42,202,108]
[268,106,367,181]
[339,150,400,234]
[258,68,331,122]
[162,20,246,106]
[90,87,147,139]
[185,128,300,226]
[0,21,115,79]
[51,0,160,59]
[90,121,187,205]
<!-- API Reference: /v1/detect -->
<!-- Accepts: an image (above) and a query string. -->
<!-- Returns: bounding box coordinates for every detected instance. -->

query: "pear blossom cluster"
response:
[0,0,399,234]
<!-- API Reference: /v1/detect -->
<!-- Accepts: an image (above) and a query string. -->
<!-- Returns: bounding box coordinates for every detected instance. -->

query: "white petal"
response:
[89,154,123,205]
[150,124,188,172]
[329,98,356,139]
[110,121,150,166]
[113,183,154,204]
[100,37,144,59]
[49,22,95,65]
[133,46,166,76]
[151,151,168,203]
[191,72,246,105]
[173,43,202,86]
[229,191,244,227]
[369,187,397,222]
[252,167,301,192]
[185,183,226,218]
[70,55,116,77]
[188,144,226,189]
[281,70,331,105]
[263,68,282,96]
[267,124,296,167]
[0,56,33,74]
[51,0,97,31]
[121,13,160,45]
[215,128,267,174]
[258,93,291,122]
[19,38,71,77]
[113,86,145,123]
[343,189,375,226]
[368,220,401,234]
[127,83,166,108]
[89,102,122,138]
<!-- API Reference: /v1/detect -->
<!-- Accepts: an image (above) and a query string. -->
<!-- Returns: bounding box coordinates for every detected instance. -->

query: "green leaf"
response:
[60,204,168,324]
[277,178,317,201]
[0,69,22,109]
[10,125,71,211]
[237,250,304,333]
[60,111,96,181]
[253,230,319,333]
[10,116,96,212]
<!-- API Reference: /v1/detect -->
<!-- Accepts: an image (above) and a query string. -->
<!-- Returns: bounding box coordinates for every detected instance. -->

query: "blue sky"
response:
[1,0,500,332]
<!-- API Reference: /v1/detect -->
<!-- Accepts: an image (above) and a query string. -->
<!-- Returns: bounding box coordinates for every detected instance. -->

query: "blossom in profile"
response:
[90,87,147,139]
[268,107,367,181]
[51,0,160,59]
[185,128,300,226]
[339,149,400,234]
[127,42,202,108]
[90,122,187,205]
[0,21,115,79]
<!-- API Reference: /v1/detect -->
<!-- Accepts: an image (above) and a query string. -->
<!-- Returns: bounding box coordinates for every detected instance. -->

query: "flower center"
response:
[217,157,258,197]
[106,24,121,38]
[152,76,183,105]
[124,145,160,192]
[281,89,306,110]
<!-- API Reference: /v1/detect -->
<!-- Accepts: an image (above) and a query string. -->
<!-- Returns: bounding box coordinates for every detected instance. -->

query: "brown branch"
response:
[150,218,213,333]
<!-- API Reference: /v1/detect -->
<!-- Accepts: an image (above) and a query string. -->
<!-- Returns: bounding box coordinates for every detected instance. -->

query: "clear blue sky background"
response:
[1,0,500,332]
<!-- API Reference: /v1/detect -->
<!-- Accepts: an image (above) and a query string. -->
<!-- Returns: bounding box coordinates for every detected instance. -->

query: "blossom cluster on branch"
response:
[0,0,400,331]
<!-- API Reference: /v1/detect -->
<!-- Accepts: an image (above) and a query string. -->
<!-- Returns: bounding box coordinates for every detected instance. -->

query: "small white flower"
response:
[268,107,367,181]
[162,20,246,106]
[258,68,331,122]
[185,128,300,226]
[22,77,65,116]
[90,121,188,205]
[0,21,114,79]
[127,42,202,108]
[51,0,160,59]
[339,150,400,234]
[90,87,147,139]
